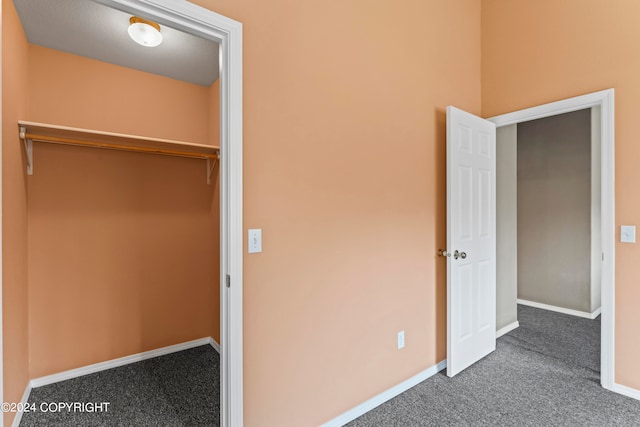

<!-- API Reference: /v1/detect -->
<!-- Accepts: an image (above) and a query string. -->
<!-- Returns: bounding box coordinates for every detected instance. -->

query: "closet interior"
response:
[4,0,222,424]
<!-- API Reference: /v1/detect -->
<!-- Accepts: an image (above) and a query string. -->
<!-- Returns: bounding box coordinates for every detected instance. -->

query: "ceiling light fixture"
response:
[128,16,163,47]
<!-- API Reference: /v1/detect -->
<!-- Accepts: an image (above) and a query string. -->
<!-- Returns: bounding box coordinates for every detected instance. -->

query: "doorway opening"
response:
[489,89,615,390]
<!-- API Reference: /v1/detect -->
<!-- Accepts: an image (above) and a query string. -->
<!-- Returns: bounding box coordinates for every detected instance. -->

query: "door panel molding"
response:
[446,106,497,377]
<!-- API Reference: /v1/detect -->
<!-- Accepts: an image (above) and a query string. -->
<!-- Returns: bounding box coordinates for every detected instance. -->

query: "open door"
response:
[446,106,497,377]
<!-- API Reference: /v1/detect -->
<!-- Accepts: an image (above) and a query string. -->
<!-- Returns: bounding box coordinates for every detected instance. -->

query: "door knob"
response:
[453,250,467,260]
[438,249,451,257]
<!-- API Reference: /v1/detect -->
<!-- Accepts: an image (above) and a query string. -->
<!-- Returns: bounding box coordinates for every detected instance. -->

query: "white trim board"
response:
[612,383,640,402]
[208,337,221,353]
[488,89,615,391]
[10,383,31,427]
[320,360,447,427]
[517,299,601,320]
[31,337,218,388]
[496,321,519,338]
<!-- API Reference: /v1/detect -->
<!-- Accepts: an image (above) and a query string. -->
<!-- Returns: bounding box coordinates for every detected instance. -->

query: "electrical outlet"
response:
[248,229,262,253]
[397,331,405,349]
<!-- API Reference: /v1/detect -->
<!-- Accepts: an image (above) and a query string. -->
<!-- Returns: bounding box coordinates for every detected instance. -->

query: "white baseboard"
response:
[496,321,519,338]
[31,336,216,388]
[517,299,601,320]
[612,383,640,401]
[208,337,221,353]
[11,382,32,427]
[320,360,447,427]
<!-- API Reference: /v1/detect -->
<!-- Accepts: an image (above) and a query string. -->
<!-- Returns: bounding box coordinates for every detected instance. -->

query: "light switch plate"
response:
[248,229,262,253]
[621,225,636,243]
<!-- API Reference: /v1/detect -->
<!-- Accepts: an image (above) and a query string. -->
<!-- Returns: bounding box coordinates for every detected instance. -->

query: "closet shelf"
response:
[18,121,220,184]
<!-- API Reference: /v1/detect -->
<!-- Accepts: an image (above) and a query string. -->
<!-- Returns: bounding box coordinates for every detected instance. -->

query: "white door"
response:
[446,106,496,377]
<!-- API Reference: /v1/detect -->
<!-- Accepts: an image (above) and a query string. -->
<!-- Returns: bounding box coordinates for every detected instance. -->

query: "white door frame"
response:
[0,1,244,426]
[487,89,615,390]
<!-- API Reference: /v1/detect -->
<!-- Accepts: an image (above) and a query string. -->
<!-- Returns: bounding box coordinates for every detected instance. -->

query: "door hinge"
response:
[226,274,231,288]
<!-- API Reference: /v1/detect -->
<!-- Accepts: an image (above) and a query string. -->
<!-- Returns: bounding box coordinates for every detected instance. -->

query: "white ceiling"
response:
[13,0,219,87]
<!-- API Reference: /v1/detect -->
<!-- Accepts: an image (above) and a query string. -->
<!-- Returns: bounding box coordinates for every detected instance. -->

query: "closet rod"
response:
[22,132,219,161]
[18,120,220,184]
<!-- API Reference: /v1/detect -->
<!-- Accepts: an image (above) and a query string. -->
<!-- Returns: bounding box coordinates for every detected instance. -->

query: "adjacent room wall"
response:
[193,1,481,425]
[26,46,220,378]
[517,109,591,313]
[2,0,30,425]
[496,124,517,331]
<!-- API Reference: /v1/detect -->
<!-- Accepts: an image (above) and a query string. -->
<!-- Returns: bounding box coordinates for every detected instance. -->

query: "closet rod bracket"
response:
[207,157,219,185]
[19,126,33,175]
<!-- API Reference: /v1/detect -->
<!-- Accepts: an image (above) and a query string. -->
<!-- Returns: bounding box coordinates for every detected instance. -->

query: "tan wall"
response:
[191,1,481,425]
[482,0,640,389]
[2,0,30,425]
[28,46,212,145]
[517,109,591,312]
[26,47,220,377]
[496,125,517,331]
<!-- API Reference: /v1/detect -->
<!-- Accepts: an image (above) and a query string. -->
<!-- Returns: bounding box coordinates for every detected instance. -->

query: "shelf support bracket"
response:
[207,157,219,185]
[19,126,33,175]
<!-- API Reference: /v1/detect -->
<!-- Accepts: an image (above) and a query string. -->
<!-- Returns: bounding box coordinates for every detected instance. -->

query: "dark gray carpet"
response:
[20,345,219,426]
[348,305,640,426]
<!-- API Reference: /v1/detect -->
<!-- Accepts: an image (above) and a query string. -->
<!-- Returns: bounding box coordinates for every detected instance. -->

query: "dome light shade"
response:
[128,16,162,47]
